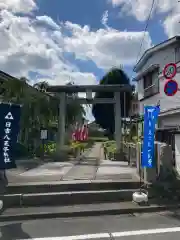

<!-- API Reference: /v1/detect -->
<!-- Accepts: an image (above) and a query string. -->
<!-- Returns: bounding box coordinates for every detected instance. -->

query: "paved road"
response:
[1,211,180,239]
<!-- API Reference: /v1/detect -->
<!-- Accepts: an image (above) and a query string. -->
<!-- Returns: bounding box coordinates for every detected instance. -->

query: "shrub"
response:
[13,143,31,159]
[34,141,56,158]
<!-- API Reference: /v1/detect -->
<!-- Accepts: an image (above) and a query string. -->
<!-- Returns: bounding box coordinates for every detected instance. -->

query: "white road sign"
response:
[40,129,47,140]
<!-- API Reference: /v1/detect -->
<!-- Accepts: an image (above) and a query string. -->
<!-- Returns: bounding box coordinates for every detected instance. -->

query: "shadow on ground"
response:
[0,223,31,240]
[16,159,43,171]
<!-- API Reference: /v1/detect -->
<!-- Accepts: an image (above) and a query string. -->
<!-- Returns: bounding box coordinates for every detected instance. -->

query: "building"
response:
[129,92,139,117]
[126,92,140,140]
[133,36,180,128]
[133,36,180,173]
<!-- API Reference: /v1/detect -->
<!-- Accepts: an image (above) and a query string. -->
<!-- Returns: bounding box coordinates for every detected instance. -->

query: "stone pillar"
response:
[58,92,66,149]
[114,92,122,151]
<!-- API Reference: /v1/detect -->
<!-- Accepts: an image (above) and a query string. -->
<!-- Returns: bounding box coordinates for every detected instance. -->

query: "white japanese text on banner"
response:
[0,103,21,169]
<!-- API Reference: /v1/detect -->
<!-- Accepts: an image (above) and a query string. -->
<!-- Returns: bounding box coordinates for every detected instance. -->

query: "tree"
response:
[34,81,86,127]
[92,68,133,138]
[64,82,86,126]
[1,78,56,150]
[1,76,86,154]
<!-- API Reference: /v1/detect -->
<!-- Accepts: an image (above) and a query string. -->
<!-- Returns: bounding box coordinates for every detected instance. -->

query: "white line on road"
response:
[112,227,180,237]
[20,226,180,240]
[20,233,110,240]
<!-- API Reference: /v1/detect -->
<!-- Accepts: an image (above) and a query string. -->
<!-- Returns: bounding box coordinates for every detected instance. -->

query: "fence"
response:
[122,142,137,167]
[122,141,174,183]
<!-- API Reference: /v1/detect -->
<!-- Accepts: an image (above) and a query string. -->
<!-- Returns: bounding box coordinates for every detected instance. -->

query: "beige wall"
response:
[136,46,180,115]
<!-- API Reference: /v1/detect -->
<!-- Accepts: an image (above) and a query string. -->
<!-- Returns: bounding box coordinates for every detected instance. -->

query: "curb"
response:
[1,204,180,222]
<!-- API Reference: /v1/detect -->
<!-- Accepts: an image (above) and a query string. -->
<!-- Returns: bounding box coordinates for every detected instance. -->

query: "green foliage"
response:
[103,140,117,159]
[44,142,57,154]
[1,77,86,157]
[13,143,31,159]
[92,68,133,136]
[70,141,88,155]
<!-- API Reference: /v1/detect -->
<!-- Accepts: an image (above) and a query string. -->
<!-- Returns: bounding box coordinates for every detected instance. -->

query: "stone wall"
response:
[124,141,174,183]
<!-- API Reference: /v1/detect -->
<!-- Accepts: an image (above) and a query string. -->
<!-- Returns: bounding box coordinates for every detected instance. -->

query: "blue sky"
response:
[0,0,177,83]
[35,0,167,79]
[0,0,179,120]
[35,0,176,81]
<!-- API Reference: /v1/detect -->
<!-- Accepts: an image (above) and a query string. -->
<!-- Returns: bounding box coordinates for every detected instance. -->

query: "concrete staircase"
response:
[3,180,140,208]
[0,179,179,222]
[1,143,177,221]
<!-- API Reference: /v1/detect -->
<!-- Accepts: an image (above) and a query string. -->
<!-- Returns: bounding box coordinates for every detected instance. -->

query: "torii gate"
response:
[46,84,133,151]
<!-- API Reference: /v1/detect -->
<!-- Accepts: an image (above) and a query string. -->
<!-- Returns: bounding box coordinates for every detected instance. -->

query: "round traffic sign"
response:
[163,63,177,79]
[164,79,178,96]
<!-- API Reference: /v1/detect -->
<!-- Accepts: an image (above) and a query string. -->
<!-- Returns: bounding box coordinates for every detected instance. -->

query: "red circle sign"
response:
[164,79,178,96]
[163,63,177,79]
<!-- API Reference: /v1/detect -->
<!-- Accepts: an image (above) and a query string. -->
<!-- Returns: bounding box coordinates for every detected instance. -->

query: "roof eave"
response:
[132,64,159,82]
[133,36,180,73]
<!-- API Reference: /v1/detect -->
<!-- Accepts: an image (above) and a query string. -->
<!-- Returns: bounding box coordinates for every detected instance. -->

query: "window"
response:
[175,47,180,62]
[143,69,159,98]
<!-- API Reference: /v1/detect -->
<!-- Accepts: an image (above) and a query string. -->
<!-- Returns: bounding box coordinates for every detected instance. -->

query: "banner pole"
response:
[140,136,142,194]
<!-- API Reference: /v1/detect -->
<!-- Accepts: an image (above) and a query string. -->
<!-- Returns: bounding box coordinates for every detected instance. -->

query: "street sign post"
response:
[40,129,48,140]
[162,63,179,96]
[40,129,48,161]
[0,103,21,169]
[164,79,178,96]
[163,63,177,79]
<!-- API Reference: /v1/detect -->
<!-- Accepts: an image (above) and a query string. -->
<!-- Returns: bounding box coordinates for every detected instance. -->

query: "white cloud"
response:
[35,16,60,30]
[45,72,97,87]
[0,1,153,120]
[110,0,178,22]
[101,10,109,28]
[110,0,180,40]
[84,105,95,122]
[0,0,37,14]
[64,21,152,69]
[163,13,180,38]
[0,10,84,86]
[0,9,152,81]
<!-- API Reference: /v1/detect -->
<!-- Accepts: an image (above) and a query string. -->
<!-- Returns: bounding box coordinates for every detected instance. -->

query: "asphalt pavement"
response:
[1,211,180,239]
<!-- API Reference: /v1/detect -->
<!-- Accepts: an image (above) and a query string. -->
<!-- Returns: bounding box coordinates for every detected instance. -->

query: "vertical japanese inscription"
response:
[3,112,13,164]
[142,106,160,168]
[147,118,153,167]
[0,104,21,170]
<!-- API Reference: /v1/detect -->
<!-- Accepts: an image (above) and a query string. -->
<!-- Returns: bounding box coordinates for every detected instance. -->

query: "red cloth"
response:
[72,123,89,141]
[81,124,88,141]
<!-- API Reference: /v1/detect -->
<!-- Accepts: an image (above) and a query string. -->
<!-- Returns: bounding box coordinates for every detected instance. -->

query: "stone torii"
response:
[46,84,133,151]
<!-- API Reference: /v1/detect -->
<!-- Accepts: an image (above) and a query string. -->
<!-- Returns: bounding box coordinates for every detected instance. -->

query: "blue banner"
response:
[141,105,160,168]
[0,103,21,169]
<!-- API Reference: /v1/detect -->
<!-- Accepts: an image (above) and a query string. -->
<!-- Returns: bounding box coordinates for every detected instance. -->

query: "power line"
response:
[133,0,160,107]
[135,0,156,66]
